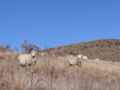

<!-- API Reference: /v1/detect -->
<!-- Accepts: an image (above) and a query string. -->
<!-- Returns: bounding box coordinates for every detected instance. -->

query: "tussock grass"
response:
[0,56,120,90]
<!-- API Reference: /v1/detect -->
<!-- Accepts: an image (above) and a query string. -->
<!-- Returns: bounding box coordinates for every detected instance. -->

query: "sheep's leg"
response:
[69,63,74,66]
[20,64,26,67]
[77,61,82,67]
[28,61,37,67]
[33,61,37,65]
[28,63,32,66]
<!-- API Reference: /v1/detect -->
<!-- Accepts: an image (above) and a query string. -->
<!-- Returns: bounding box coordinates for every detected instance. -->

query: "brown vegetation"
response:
[0,39,120,90]
[43,39,120,61]
[0,55,120,90]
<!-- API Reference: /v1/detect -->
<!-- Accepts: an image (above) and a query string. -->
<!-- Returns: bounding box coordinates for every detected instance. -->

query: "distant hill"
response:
[43,39,120,61]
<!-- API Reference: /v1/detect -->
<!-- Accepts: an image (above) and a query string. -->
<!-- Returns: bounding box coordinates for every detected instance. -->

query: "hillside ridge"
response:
[42,39,120,61]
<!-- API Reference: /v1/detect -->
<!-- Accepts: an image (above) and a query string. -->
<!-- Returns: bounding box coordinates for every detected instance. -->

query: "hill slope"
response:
[43,39,120,61]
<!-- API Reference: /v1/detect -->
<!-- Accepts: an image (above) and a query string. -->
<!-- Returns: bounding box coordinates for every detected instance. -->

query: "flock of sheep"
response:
[66,54,88,67]
[17,50,89,67]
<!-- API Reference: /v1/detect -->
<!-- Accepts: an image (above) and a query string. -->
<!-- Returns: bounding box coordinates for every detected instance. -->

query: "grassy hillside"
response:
[43,39,120,61]
[0,39,120,90]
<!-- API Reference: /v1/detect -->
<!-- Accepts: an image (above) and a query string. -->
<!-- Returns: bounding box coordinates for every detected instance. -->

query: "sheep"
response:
[77,54,83,59]
[95,58,100,61]
[77,54,88,60]
[18,51,38,66]
[82,55,88,60]
[66,54,88,67]
[67,55,81,67]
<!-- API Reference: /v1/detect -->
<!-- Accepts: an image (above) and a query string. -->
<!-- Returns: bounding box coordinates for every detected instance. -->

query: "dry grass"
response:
[0,55,120,90]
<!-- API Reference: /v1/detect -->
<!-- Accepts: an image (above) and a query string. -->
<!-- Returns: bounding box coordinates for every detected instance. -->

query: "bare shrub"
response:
[21,40,40,53]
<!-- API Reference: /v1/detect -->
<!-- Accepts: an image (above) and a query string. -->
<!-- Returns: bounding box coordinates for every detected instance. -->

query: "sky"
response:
[0,0,119,49]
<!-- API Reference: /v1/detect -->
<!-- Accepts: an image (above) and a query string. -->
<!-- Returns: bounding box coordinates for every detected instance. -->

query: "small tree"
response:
[21,40,40,53]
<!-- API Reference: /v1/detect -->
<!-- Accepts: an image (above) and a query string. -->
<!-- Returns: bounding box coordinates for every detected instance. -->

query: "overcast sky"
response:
[0,0,119,48]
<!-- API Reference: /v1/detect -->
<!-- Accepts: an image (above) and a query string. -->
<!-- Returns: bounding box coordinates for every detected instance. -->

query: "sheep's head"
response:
[31,51,38,58]
[77,54,83,58]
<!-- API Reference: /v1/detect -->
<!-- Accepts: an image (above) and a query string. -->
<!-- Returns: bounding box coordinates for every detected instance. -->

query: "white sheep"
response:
[18,51,38,66]
[82,55,88,60]
[77,54,83,59]
[67,55,81,66]
[77,54,88,60]
[95,58,100,61]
